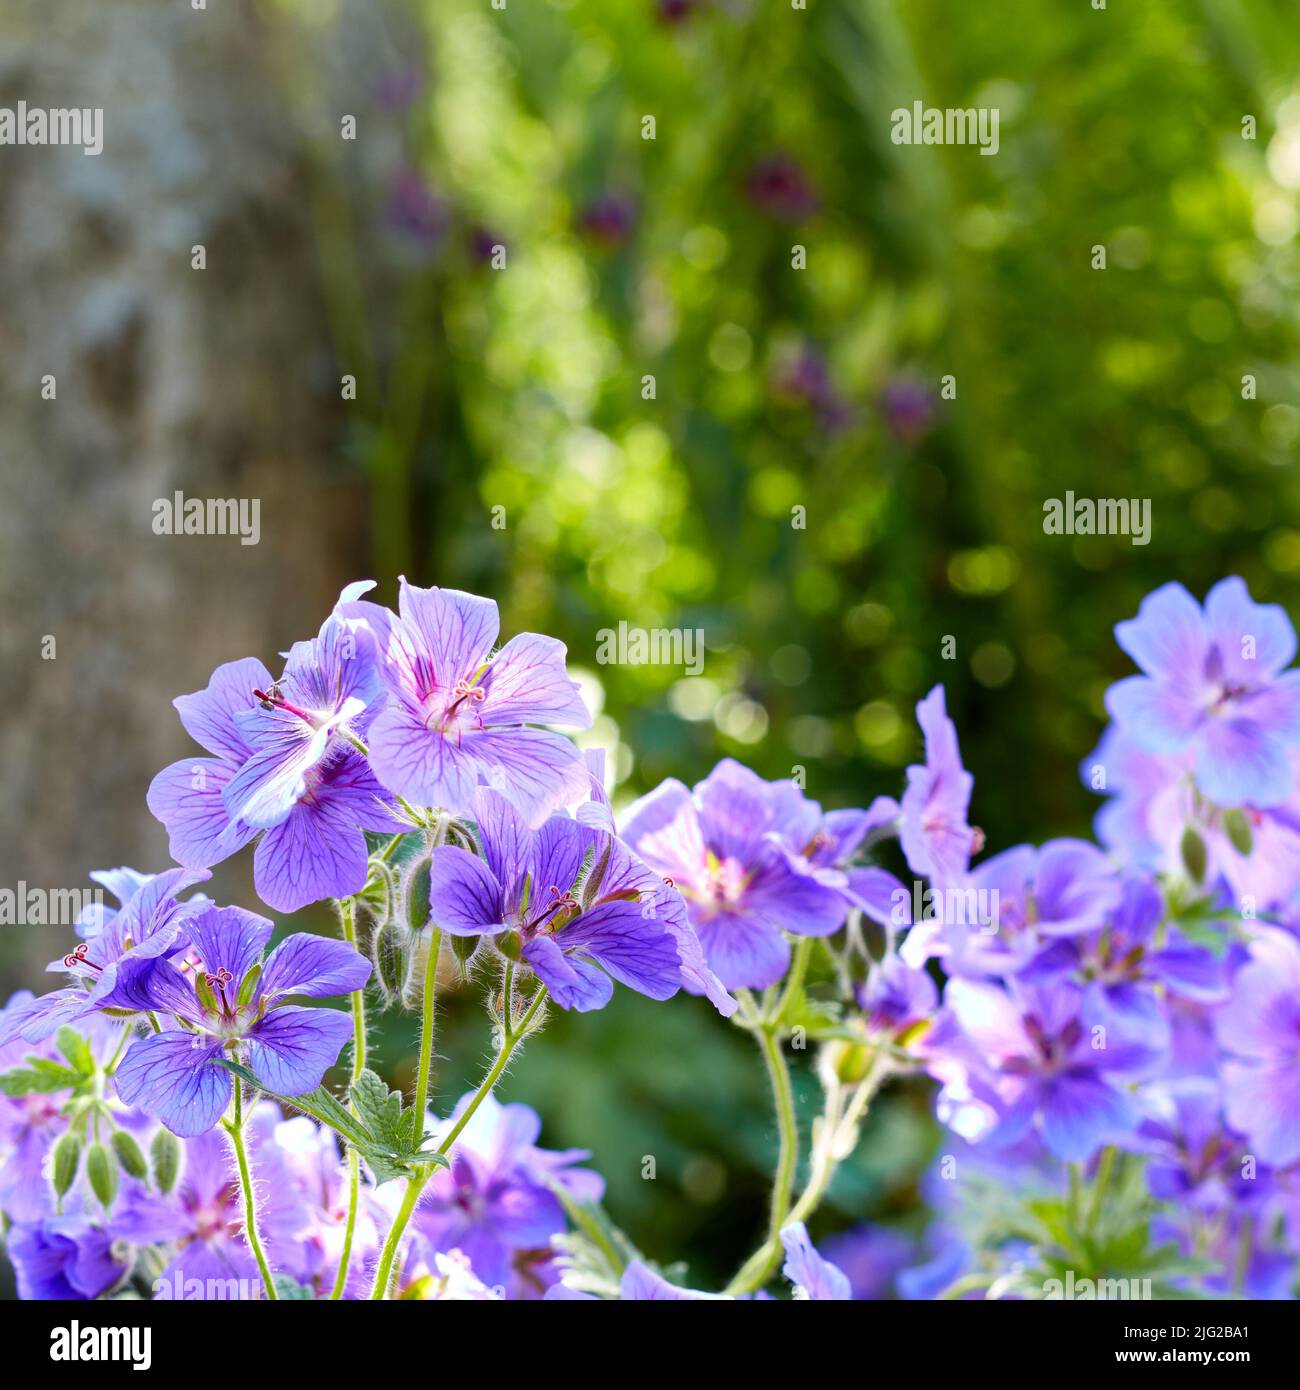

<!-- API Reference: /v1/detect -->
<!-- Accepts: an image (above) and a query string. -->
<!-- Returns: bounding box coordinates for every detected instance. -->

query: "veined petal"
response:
[522,936,613,1011]
[1104,675,1203,753]
[479,632,591,728]
[114,1032,231,1138]
[558,901,681,1001]
[464,726,590,827]
[397,578,499,689]
[1113,582,1207,679]
[252,798,371,914]
[258,932,371,1000]
[245,1006,353,1095]
[426,846,507,936]
[173,657,273,763]
[1204,576,1298,681]
[148,757,255,868]
[367,702,479,811]
[1196,720,1292,808]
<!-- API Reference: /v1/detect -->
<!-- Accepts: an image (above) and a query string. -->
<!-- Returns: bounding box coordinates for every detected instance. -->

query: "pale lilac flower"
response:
[1105,578,1300,807]
[621,760,851,990]
[359,578,591,827]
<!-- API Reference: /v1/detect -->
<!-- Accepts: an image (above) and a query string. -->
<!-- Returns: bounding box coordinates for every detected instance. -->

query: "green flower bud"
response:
[404,858,433,935]
[450,932,480,972]
[51,1131,82,1202]
[1180,826,1207,884]
[497,930,522,962]
[86,1140,119,1208]
[373,919,413,1002]
[111,1128,149,1181]
[151,1127,182,1194]
[1223,808,1253,858]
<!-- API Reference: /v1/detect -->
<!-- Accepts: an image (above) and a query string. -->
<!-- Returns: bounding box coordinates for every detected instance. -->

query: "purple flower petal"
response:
[1113,582,1207,680]
[148,757,257,868]
[172,656,271,764]
[780,1222,852,1300]
[114,1031,231,1137]
[245,1005,354,1095]
[258,933,372,1000]
[479,632,590,727]
[427,845,507,935]
[522,936,613,1011]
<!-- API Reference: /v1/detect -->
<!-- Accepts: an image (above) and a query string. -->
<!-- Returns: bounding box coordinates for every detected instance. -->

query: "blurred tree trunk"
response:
[0,0,359,938]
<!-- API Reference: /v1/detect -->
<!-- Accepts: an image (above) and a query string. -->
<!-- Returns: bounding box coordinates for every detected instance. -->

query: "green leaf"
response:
[54,1027,95,1076]
[350,1069,406,1149]
[209,1058,447,1186]
[0,1057,84,1096]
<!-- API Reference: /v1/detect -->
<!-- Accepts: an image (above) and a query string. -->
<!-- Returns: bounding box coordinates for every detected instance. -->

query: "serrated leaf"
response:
[209,1058,447,1186]
[54,1026,95,1076]
[351,1068,406,1149]
[0,1059,83,1096]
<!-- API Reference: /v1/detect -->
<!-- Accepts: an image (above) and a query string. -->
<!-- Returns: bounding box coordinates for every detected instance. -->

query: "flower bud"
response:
[1223,808,1253,858]
[822,1038,874,1086]
[373,919,413,1003]
[151,1127,182,1194]
[86,1140,119,1208]
[497,930,522,962]
[111,1128,149,1181]
[1180,826,1207,884]
[404,857,433,935]
[51,1131,82,1202]
[450,932,480,974]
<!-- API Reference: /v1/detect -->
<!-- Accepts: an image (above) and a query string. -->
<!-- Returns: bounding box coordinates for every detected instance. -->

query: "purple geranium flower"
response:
[1105,578,1300,808]
[6,1217,128,1300]
[428,788,721,1013]
[1134,1078,1268,1216]
[354,578,591,827]
[620,760,851,991]
[900,687,979,891]
[1215,927,1300,1165]
[112,907,370,1136]
[1030,875,1226,1065]
[944,978,1138,1162]
[780,1222,852,1300]
[409,1091,602,1298]
[0,868,211,1048]
[148,597,404,912]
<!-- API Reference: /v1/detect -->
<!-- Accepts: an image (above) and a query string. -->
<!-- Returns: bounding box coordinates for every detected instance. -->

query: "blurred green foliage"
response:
[300,0,1300,1281]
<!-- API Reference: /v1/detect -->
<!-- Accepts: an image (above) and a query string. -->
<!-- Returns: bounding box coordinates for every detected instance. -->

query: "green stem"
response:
[1086,1144,1117,1233]
[226,1086,279,1301]
[411,927,444,1129]
[330,898,367,1301]
[758,1027,798,1235]
[367,987,548,1300]
[725,1053,888,1296]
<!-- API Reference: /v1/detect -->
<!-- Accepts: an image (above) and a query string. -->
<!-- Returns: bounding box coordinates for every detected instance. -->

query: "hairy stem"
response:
[725,1052,888,1296]
[367,986,548,1300]
[330,897,366,1301]
[226,1085,279,1301]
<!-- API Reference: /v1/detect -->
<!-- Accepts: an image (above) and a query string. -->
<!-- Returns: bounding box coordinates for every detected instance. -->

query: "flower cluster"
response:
[2,576,1297,1301]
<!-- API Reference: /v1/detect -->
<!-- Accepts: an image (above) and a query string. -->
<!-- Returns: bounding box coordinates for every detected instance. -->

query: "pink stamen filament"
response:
[252,687,316,723]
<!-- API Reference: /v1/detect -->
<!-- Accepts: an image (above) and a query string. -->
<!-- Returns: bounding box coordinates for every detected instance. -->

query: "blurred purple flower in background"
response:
[744,154,819,222]
[880,376,937,444]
